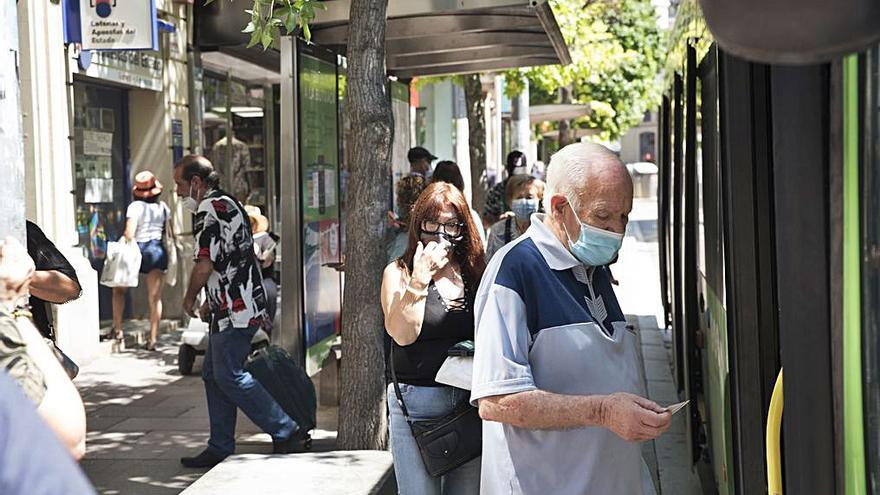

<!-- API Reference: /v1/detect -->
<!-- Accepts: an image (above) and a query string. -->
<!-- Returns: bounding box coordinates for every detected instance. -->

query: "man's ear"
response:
[548,194,568,218]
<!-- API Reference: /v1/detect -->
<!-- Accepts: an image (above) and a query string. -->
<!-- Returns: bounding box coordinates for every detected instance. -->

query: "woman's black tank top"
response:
[389,280,474,387]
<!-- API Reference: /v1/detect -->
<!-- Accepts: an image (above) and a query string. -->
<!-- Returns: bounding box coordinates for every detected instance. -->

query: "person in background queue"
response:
[407,146,437,179]
[174,155,305,469]
[430,160,487,249]
[380,182,485,494]
[387,175,427,264]
[246,206,279,334]
[482,150,529,227]
[471,142,672,494]
[485,174,544,262]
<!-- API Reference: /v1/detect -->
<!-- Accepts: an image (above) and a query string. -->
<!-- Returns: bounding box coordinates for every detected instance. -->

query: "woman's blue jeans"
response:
[387,383,481,495]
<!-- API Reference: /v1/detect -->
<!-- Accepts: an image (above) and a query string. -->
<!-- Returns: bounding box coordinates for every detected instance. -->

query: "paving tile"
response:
[645,360,674,382]
[642,345,669,362]
[108,417,211,433]
[641,330,664,346]
[647,380,679,403]
[92,405,193,418]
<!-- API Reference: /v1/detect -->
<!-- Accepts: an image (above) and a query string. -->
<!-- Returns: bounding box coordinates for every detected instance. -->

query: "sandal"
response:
[144,341,157,351]
[114,329,124,342]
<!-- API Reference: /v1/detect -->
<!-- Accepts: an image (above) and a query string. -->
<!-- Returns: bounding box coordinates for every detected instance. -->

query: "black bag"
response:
[245,345,317,444]
[390,346,482,477]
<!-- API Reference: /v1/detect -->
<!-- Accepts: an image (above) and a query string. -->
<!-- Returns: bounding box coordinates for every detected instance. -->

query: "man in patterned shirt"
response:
[174,155,305,468]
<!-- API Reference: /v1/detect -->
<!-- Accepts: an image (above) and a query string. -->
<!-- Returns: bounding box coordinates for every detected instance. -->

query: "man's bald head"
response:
[543,142,633,245]
[544,142,632,212]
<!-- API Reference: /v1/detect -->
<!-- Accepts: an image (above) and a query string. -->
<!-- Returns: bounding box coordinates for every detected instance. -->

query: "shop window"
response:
[202,73,269,211]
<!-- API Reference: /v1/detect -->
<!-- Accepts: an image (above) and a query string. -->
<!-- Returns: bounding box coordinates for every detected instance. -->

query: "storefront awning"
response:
[310,0,571,79]
[529,103,591,124]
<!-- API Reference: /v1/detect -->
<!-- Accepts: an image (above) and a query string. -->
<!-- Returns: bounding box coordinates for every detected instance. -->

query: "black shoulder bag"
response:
[389,346,482,477]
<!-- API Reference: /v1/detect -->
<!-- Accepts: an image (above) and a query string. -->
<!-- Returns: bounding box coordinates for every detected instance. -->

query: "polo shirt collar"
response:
[526,213,581,271]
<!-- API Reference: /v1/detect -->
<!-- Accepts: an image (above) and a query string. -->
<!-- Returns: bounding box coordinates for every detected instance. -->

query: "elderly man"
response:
[471,142,671,494]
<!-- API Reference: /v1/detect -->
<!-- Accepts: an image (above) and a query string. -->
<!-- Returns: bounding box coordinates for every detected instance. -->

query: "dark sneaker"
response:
[272,428,311,454]
[180,449,227,468]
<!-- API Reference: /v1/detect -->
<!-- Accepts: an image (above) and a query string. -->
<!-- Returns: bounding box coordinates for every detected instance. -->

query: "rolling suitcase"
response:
[245,345,317,449]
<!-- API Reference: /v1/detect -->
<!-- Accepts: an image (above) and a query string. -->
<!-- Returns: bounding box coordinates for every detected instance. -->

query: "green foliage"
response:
[506,0,664,140]
[663,0,714,88]
[204,0,325,50]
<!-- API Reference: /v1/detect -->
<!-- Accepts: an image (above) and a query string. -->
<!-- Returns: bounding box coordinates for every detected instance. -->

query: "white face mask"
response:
[512,165,529,176]
[181,183,199,213]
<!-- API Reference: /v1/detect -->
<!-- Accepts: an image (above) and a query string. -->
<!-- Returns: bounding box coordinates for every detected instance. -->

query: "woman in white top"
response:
[111,171,174,350]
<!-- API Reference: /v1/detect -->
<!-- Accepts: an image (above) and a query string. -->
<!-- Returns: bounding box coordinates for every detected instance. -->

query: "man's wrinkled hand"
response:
[600,392,672,443]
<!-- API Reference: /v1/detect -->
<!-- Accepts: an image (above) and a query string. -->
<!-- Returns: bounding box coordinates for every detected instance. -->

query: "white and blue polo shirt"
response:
[471,214,654,495]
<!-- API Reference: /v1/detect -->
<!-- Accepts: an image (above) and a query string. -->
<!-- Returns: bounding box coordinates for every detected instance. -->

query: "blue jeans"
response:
[203,322,298,456]
[387,383,481,495]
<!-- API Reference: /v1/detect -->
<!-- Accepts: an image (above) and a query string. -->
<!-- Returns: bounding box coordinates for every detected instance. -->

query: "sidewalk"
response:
[634,314,704,495]
[76,330,339,494]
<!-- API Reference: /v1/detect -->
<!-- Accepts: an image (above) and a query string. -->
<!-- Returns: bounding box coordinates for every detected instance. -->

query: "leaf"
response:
[302,22,311,41]
[261,26,276,50]
[242,20,257,34]
[246,27,263,49]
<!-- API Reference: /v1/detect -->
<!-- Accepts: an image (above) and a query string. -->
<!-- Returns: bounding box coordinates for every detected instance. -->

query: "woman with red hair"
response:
[380,182,485,494]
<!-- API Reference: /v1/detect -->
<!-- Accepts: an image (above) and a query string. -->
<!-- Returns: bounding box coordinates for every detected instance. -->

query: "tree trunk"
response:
[464,74,487,213]
[338,0,393,450]
[558,85,574,147]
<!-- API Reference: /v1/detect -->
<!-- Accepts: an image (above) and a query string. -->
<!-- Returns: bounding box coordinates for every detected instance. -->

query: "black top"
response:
[389,280,474,387]
[26,222,82,339]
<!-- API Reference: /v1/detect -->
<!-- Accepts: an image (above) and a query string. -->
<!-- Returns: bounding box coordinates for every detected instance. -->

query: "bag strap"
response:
[389,345,412,421]
[504,216,513,244]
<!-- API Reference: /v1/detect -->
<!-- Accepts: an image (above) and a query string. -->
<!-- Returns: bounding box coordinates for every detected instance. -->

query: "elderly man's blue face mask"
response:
[563,200,623,266]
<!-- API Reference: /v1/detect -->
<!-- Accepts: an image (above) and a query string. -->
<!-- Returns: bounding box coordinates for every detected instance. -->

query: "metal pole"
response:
[278,36,304,366]
[0,0,25,242]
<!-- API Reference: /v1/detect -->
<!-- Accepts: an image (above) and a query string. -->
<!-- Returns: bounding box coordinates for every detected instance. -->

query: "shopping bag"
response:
[164,235,178,287]
[100,240,142,288]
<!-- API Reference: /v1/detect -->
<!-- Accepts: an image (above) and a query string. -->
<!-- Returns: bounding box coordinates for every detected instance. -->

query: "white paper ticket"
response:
[665,400,690,415]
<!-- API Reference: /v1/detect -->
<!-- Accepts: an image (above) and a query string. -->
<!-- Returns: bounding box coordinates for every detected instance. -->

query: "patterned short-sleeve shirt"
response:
[483,179,509,218]
[193,189,267,330]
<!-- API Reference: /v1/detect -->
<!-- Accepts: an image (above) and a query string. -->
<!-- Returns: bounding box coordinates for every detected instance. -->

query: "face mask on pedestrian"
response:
[512,165,529,176]
[420,231,460,252]
[181,182,200,213]
[511,198,539,219]
[562,200,623,266]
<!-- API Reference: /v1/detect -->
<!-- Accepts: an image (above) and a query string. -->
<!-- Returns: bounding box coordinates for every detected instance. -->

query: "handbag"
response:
[390,346,482,477]
[162,206,178,287]
[100,240,141,288]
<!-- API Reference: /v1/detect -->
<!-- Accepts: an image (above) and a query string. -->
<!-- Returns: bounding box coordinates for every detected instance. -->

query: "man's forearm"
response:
[478,390,607,430]
[184,261,213,303]
[29,271,81,304]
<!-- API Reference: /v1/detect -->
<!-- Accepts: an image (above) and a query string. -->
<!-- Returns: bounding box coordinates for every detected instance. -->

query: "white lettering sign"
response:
[79,0,156,51]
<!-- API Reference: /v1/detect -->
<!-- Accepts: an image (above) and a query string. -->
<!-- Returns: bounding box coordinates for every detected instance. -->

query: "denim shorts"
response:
[138,239,168,274]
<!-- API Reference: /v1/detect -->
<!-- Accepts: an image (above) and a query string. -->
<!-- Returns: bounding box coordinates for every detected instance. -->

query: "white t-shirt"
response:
[126,201,170,243]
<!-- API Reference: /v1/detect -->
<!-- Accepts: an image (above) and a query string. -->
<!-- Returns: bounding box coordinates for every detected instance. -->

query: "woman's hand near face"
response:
[410,241,449,289]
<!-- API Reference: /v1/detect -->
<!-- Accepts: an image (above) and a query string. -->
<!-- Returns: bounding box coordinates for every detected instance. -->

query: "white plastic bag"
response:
[100,240,142,288]
[435,356,474,390]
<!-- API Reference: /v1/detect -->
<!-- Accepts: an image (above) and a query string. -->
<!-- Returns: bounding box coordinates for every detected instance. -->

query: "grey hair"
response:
[544,142,624,211]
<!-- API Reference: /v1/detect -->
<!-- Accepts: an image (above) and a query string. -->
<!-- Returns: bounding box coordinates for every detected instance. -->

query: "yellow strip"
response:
[766,369,784,495]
